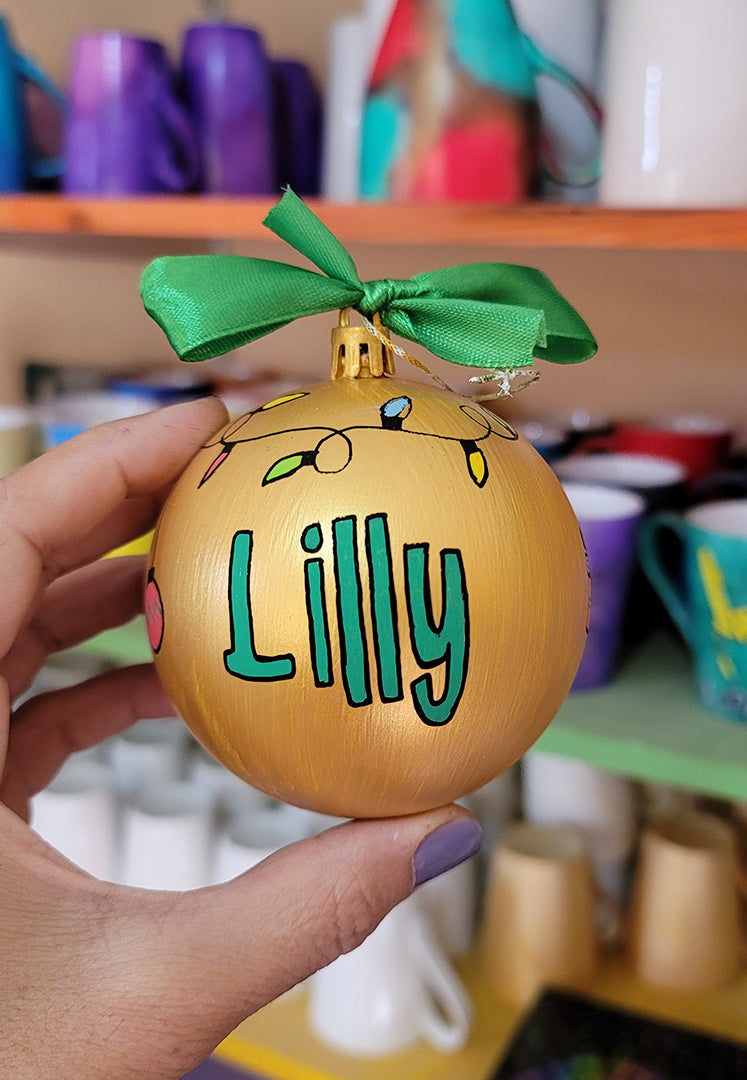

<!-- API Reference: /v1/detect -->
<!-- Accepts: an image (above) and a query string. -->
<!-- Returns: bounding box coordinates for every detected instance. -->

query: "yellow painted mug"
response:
[639,499,747,724]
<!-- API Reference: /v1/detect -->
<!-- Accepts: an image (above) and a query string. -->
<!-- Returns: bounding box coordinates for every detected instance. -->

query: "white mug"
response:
[320,15,366,202]
[107,717,189,801]
[212,806,311,884]
[418,856,477,958]
[120,779,216,890]
[309,893,472,1056]
[600,0,747,206]
[512,0,603,199]
[31,757,119,881]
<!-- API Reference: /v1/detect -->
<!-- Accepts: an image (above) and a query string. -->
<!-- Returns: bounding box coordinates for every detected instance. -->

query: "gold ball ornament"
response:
[146,321,589,818]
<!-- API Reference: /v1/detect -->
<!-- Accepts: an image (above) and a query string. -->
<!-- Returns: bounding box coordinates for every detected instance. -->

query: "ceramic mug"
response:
[309,891,471,1056]
[628,810,745,991]
[600,0,747,206]
[639,499,747,723]
[562,482,646,689]
[64,32,198,194]
[555,452,687,512]
[272,59,321,195]
[360,0,601,202]
[31,758,119,881]
[107,717,189,801]
[180,23,275,195]
[480,821,617,1006]
[0,14,65,191]
[613,416,732,489]
[120,779,217,890]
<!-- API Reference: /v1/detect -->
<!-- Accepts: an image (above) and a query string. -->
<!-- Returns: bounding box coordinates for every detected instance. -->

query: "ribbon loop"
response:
[140,188,597,372]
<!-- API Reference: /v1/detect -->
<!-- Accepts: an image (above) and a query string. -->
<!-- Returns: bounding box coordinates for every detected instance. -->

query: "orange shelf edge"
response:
[1,195,746,250]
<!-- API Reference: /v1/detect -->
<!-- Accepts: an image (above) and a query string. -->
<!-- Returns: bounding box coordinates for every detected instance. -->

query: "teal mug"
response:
[0,15,66,191]
[639,500,747,723]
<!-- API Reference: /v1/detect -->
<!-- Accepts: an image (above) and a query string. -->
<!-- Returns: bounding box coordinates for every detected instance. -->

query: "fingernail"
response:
[413,817,482,887]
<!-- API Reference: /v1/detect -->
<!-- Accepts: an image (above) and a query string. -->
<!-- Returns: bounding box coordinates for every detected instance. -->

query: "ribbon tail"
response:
[263,188,363,288]
[141,255,361,362]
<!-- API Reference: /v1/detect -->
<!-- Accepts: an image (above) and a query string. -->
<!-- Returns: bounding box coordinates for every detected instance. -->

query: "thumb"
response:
[99,805,481,1078]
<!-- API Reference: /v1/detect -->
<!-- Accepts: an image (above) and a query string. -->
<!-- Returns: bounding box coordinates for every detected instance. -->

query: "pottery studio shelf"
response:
[78,622,747,802]
[1,196,747,250]
[211,951,747,1080]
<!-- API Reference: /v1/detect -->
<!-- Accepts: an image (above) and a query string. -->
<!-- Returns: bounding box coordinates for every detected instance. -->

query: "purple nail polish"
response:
[413,817,482,887]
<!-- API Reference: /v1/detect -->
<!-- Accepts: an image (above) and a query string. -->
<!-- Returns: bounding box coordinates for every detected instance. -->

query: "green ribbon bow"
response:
[140,189,596,371]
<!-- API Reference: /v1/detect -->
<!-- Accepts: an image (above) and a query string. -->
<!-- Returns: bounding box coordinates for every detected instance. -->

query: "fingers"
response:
[2,556,148,702]
[1,664,173,816]
[84,807,482,1078]
[0,396,227,659]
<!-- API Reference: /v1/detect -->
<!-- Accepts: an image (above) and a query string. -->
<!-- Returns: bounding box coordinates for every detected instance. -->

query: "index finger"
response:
[0,396,227,659]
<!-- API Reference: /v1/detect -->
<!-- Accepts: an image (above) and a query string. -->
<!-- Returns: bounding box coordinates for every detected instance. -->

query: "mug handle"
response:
[13,51,67,179]
[520,32,602,188]
[638,513,694,647]
[152,83,200,193]
[407,908,472,1053]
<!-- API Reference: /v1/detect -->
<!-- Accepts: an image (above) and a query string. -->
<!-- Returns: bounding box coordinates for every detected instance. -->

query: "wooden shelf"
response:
[1,196,746,250]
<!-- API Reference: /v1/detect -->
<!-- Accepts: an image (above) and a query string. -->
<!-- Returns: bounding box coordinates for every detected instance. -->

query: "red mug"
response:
[613,416,732,488]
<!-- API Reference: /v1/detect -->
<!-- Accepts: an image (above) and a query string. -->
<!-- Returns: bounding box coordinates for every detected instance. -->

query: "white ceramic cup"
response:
[31,757,119,881]
[108,717,189,801]
[418,856,477,958]
[512,0,602,198]
[309,892,472,1056]
[120,779,216,890]
[320,15,366,202]
[600,0,747,206]
[212,806,310,884]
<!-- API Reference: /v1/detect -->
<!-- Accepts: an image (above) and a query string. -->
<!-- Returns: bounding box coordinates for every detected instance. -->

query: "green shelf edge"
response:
[538,632,747,800]
[80,623,747,802]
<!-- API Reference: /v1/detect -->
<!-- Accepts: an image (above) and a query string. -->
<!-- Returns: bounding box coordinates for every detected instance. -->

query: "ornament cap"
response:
[331,309,395,380]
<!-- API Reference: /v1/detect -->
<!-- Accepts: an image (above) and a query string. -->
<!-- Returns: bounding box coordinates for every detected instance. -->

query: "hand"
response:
[0,398,482,1080]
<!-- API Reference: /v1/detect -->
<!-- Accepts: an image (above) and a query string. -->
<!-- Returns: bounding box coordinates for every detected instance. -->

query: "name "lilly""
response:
[224,513,470,726]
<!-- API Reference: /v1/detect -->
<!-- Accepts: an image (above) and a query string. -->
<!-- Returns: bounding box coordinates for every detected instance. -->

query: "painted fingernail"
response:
[413,817,482,887]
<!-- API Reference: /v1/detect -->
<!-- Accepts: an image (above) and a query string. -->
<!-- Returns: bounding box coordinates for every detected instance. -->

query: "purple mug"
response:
[272,59,322,195]
[562,482,646,691]
[180,23,275,195]
[64,32,198,195]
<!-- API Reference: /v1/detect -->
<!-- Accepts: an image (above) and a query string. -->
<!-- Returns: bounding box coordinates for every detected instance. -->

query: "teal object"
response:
[359,88,406,201]
[0,15,66,191]
[447,0,536,98]
[639,504,747,724]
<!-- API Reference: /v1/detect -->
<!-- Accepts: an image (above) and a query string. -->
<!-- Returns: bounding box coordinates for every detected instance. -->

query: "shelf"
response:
[1,196,746,250]
[537,632,747,801]
[213,951,747,1080]
[82,624,747,802]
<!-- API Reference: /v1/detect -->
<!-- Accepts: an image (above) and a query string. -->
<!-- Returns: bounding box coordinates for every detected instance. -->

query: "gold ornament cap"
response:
[331,309,395,380]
